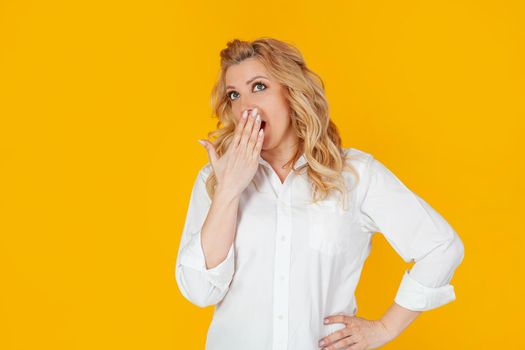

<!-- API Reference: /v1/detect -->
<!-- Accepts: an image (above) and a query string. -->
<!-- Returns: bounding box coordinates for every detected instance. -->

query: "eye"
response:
[227,81,267,101]
[227,91,240,100]
[253,81,267,92]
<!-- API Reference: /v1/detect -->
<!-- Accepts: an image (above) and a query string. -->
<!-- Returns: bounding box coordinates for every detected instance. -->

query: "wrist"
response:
[377,318,398,342]
[379,302,422,341]
[215,184,241,202]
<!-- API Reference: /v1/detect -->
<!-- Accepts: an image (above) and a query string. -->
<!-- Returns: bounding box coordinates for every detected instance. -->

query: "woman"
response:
[175,37,464,350]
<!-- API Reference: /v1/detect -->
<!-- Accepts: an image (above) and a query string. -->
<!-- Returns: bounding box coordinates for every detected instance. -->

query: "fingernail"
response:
[242,110,248,119]
[252,107,258,117]
[324,318,329,323]
[197,140,205,146]
[319,340,325,346]
[256,114,261,123]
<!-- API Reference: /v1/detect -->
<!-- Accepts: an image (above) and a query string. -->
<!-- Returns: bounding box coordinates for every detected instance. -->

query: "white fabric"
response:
[175,147,465,350]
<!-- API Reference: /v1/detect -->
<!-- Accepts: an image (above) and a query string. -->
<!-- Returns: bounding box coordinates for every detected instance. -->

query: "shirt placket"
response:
[270,174,293,350]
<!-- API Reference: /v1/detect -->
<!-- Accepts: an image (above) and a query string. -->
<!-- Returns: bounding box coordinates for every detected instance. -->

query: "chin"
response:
[261,137,274,150]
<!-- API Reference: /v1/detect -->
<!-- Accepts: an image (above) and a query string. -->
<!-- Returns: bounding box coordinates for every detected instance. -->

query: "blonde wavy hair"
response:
[204,37,360,210]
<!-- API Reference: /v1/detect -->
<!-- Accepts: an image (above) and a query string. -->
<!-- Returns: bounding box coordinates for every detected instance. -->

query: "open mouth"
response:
[261,120,267,130]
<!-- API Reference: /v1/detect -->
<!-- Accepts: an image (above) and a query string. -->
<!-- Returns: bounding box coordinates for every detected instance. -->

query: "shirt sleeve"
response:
[175,165,236,308]
[358,155,465,312]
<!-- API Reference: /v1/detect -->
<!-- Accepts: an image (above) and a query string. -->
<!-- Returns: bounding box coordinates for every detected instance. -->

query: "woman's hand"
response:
[198,108,265,197]
[318,314,395,350]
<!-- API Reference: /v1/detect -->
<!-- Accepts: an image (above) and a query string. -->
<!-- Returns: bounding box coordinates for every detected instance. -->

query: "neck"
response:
[261,134,302,170]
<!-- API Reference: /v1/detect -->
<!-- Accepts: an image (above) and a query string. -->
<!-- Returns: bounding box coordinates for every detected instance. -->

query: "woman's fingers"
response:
[212,108,264,195]
[230,110,249,151]
[252,127,264,160]
[248,113,262,153]
[239,108,258,150]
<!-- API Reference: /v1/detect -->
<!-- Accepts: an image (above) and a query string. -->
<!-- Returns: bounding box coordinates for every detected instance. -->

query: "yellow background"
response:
[1,0,523,349]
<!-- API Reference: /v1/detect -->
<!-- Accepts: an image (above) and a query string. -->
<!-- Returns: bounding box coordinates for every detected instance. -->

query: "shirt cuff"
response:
[394,269,456,311]
[179,230,235,290]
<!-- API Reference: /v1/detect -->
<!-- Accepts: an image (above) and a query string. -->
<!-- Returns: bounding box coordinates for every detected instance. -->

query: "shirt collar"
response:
[258,153,307,170]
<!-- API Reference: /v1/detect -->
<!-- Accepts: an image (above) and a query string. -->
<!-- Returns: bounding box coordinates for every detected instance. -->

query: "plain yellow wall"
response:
[1,0,523,349]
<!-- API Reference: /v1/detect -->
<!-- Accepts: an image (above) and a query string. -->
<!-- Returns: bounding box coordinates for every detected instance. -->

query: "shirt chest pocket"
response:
[307,200,360,255]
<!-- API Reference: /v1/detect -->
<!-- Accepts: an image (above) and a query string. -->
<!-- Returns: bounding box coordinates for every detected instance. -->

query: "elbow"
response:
[182,287,222,308]
[182,292,218,308]
[175,264,228,308]
[433,230,465,275]
[450,231,465,268]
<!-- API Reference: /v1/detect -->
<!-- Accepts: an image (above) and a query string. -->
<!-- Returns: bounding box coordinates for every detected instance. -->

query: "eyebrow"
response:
[226,75,269,90]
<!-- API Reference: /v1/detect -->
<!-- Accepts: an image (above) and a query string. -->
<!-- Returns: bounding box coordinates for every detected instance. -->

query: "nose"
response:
[239,95,259,116]
[241,106,258,117]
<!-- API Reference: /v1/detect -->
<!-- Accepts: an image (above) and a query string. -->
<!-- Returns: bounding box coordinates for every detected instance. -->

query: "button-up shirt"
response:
[175,147,465,350]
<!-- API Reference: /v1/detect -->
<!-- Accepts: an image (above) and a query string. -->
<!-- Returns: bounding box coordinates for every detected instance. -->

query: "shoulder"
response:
[340,147,379,198]
[342,146,375,171]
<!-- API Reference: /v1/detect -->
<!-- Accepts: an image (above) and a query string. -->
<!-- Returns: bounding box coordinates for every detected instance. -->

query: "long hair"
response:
[204,37,359,210]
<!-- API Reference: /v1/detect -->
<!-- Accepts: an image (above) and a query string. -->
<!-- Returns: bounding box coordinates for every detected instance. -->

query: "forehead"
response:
[225,58,270,84]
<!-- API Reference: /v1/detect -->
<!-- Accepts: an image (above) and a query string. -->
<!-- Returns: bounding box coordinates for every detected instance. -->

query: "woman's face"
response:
[225,57,296,152]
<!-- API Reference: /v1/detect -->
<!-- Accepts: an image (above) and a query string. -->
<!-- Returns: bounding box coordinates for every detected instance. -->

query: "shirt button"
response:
[280,235,286,242]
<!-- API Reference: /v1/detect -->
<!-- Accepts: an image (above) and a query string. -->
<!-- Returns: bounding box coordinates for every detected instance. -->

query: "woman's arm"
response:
[177,109,265,307]
[199,108,264,269]
[380,302,422,341]
[201,184,240,269]
[175,168,239,308]
[359,155,465,312]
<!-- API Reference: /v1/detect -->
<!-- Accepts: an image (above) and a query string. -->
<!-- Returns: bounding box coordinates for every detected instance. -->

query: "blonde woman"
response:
[175,37,464,350]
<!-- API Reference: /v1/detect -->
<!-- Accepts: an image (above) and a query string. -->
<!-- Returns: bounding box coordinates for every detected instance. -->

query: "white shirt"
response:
[175,147,465,350]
